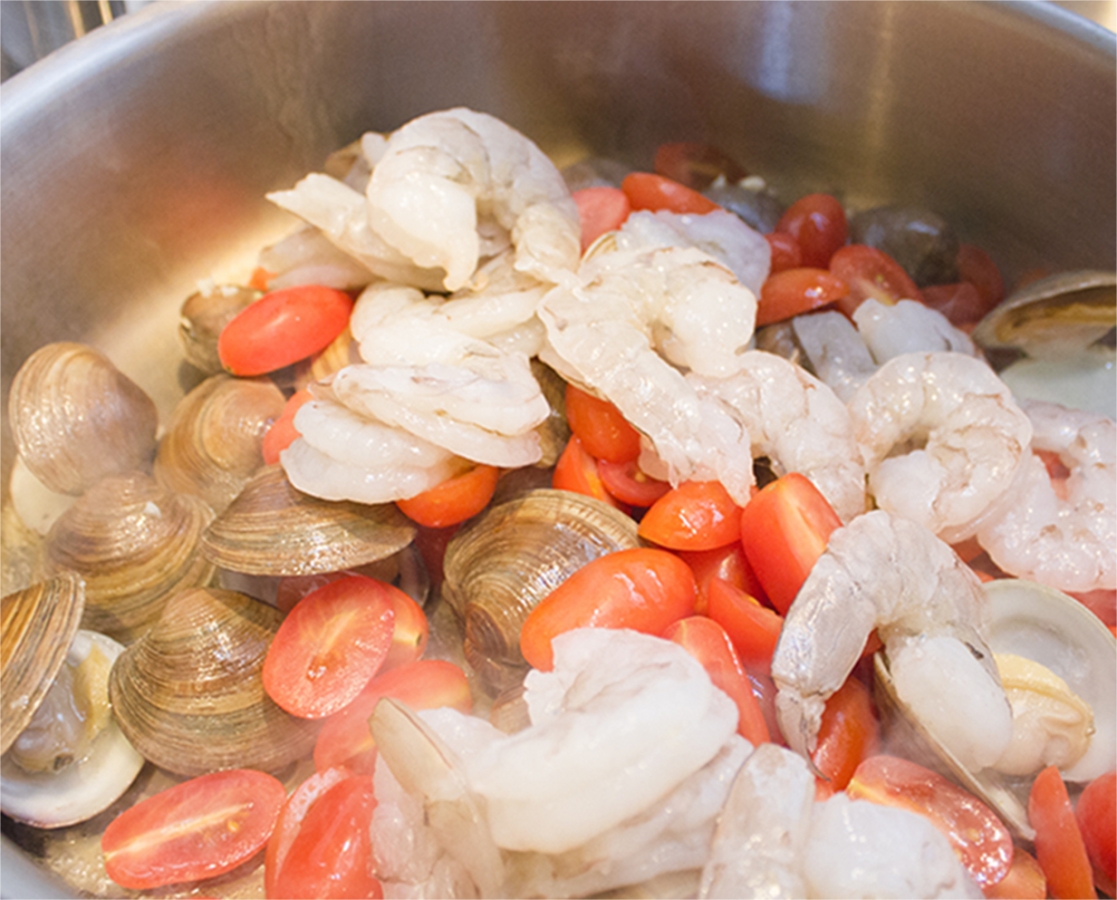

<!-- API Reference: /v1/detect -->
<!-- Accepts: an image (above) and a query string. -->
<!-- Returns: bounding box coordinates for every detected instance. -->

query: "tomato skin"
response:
[621,172,721,215]
[1029,765,1097,899]
[396,464,500,528]
[704,576,783,672]
[380,587,430,671]
[102,769,286,890]
[776,193,848,268]
[664,615,770,745]
[765,231,802,274]
[653,142,747,190]
[756,267,849,326]
[564,383,642,463]
[572,186,631,252]
[810,676,879,796]
[597,458,671,508]
[218,285,354,376]
[638,480,743,551]
[739,472,842,615]
[955,243,1005,310]
[848,755,1014,888]
[265,766,352,898]
[983,847,1046,900]
[1076,771,1116,891]
[552,434,624,508]
[262,575,396,719]
[520,547,698,670]
[262,389,313,466]
[828,243,923,317]
[677,541,768,614]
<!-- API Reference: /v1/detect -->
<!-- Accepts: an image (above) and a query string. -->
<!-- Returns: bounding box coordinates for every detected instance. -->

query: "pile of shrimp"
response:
[255,107,1114,897]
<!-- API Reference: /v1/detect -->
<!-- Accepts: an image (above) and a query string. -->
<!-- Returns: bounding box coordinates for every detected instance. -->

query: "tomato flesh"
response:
[621,172,721,215]
[775,193,848,268]
[597,457,671,508]
[704,575,783,672]
[1029,765,1098,899]
[676,541,768,614]
[572,186,631,252]
[638,480,743,551]
[810,676,879,796]
[828,243,923,317]
[756,267,849,326]
[564,383,642,463]
[552,434,623,508]
[1076,770,1116,889]
[102,769,286,890]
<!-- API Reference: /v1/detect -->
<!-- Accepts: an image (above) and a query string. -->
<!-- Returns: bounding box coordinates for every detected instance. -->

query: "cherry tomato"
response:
[265,766,351,899]
[848,755,1014,888]
[919,281,990,328]
[102,769,285,890]
[756,267,849,326]
[262,389,313,466]
[218,285,354,376]
[572,186,631,252]
[313,659,472,774]
[765,231,802,274]
[677,541,767,614]
[955,242,1005,310]
[638,480,743,551]
[1029,765,1097,899]
[396,463,500,528]
[1076,771,1116,891]
[739,472,842,615]
[564,383,642,463]
[653,142,747,190]
[810,676,879,797]
[262,575,396,719]
[380,587,430,671]
[597,458,671,508]
[552,434,623,508]
[983,847,1047,900]
[775,193,848,268]
[828,243,923,317]
[621,172,721,215]
[704,575,783,672]
[520,547,698,670]
[664,615,770,745]
[266,772,381,900]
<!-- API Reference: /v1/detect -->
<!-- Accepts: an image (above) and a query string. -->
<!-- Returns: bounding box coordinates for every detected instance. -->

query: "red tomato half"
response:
[572,186,631,252]
[828,244,923,317]
[396,464,500,528]
[552,434,623,508]
[218,285,354,376]
[265,766,351,898]
[704,576,783,672]
[1030,765,1098,899]
[765,231,802,274]
[621,172,720,215]
[638,480,743,551]
[597,458,671,508]
[102,769,286,890]
[678,542,768,614]
[520,547,698,670]
[756,267,849,326]
[1076,771,1116,889]
[810,676,879,796]
[564,383,642,463]
[775,193,848,268]
[263,575,396,719]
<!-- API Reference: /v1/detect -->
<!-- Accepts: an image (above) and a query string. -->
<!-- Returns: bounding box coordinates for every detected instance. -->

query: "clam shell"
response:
[42,472,216,644]
[8,342,159,495]
[154,373,286,513]
[201,465,416,576]
[108,587,319,776]
[0,573,85,755]
[178,284,259,374]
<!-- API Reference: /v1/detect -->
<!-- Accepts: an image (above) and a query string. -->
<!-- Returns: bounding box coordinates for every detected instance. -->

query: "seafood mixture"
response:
[2,106,1115,900]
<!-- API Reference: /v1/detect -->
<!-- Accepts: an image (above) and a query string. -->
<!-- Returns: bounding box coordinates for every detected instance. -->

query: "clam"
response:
[442,489,640,693]
[178,284,259,374]
[42,471,216,644]
[8,342,159,496]
[294,325,361,388]
[154,373,286,513]
[201,464,416,576]
[108,586,319,776]
[874,578,1116,840]
[1,576,145,828]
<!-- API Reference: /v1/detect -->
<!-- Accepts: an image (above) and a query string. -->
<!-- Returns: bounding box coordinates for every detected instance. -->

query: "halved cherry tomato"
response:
[102,768,286,890]
[262,575,396,719]
[756,267,849,326]
[765,231,802,274]
[1076,771,1116,892]
[572,186,631,252]
[705,576,783,672]
[380,587,430,671]
[266,771,381,900]
[313,659,472,774]
[520,547,698,670]
[396,464,500,528]
[775,193,848,268]
[621,172,720,215]
[848,755,1014,888]
[265,766,351,898]
[262,389,313,466]
[745,665,784,748]
[638,480,743,551]
[920,281,990,328]
[665,615,770,745]
[956,243,1005,311]
[810,675,879,797]
[677,542,768,614]
[1029,765,1097,899]
[739,472,842,615]
[653,142,747,190]
[597,458,671,508]
[564,383,642,463]
[552,434,622,508]
[828,243,923,318]
[983,846,1046,900]
[218,285,354,376]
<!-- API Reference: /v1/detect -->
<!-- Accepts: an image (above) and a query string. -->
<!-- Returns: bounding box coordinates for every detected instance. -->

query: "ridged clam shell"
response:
[178,284,258,374]
[8,342,159,495]
[202,465,416,576]
[154,373,285,513]
[0,573,85,755]
[108,587,319,776]
[42,472,215,644]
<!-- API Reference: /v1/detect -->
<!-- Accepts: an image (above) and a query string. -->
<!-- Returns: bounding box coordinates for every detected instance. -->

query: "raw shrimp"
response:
[771,510,1014,772]
[688,350,867,522]
[847,351,1033,543]
[791,310,877,403]
[976,399,1116,593]
[852,298,977,363]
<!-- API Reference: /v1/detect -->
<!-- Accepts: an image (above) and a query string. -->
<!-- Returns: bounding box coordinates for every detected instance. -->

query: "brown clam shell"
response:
[0,573,85,755]
[178,284,259,374]
[8,342,159,496]
[154,373,285,514]
[108,587,318,776]
[201,465,417,576]
[42,472,215,644]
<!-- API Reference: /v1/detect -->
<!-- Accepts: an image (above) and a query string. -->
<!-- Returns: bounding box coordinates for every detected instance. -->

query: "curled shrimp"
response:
[847,351,1033,543]
[688,350,866,523]
[976,399,1116,593]
[771,510,1014,772]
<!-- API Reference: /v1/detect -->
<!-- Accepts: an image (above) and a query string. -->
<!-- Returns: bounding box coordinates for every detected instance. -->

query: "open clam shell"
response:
[178,284,259,374]
[108,587,319,776]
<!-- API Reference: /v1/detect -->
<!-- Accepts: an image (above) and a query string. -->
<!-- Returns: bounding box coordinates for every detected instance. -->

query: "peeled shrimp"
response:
[976,399,1116,593]
[688,350,866,522]
[791,310,877,403]
[852,297,977,363]
[771,510,1014,772]
[847,351,1033,543]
